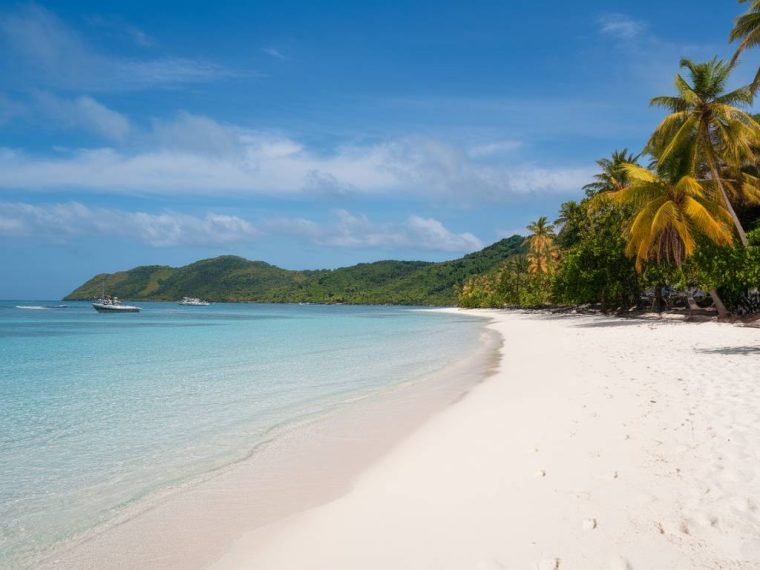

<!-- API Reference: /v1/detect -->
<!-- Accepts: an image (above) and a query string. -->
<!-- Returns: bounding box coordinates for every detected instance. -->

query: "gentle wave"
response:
[0,301,485,567]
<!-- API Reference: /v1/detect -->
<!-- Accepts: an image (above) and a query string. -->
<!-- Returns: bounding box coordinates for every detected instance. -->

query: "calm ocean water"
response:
[0,301,484,567]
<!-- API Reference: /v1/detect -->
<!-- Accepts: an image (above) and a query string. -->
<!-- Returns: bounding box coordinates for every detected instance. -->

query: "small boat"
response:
[177,297,210,306]
[92,297,141,313]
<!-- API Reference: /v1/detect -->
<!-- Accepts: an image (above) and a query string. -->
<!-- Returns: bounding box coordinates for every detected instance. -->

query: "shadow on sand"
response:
[695,346,760,356]
[527,312,656,328]
[572,320,648,328]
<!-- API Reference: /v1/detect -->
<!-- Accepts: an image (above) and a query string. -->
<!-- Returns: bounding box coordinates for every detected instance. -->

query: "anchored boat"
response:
[177,297,210,306]
[92,296,141,313]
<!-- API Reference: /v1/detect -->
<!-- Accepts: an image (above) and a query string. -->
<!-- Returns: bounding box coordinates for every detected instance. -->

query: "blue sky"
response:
[0,0,754,298]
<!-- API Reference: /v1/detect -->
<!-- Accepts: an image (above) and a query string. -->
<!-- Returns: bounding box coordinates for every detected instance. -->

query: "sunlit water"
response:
[0,301,484,567]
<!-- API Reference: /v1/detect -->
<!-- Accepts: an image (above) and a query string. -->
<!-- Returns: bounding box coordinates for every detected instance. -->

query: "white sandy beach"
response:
[212,310,760,569]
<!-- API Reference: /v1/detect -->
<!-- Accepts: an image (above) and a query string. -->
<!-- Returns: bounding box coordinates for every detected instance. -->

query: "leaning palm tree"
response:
[730,0,760,66]
[614,163,735,316]
[582,149,639,196]
[525,216,557,274]
[648,58,760,245]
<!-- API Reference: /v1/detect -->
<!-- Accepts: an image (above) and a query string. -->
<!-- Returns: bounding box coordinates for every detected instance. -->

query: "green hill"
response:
[65,235,525,305]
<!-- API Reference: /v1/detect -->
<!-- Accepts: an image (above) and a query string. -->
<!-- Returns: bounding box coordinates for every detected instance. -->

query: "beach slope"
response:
[213,310,760,569]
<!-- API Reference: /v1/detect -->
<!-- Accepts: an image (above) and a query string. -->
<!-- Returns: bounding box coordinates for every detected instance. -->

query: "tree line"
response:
[459,2,760,319]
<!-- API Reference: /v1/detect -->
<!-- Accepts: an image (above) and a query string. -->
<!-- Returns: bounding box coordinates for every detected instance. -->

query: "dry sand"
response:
[212,310,760,569]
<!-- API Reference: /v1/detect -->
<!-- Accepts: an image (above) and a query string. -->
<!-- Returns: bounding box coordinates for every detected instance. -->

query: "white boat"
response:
[177,297,210,306]
[92,297,141,313]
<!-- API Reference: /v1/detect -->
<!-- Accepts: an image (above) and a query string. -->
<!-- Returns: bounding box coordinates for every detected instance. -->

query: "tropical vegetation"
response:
[458,2,760,318]
[65,236,526,305]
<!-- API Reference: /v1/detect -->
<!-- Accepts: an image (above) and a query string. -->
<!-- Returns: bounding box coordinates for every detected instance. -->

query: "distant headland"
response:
[64,236,525,305]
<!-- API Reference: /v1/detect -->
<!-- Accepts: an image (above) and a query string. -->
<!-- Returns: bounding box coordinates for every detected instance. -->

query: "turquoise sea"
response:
[0,301,485,567]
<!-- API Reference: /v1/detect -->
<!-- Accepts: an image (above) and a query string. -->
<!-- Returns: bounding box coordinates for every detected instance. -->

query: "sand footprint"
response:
[582,518,598,530]
[693,512,719,528]
[536,558,560,570]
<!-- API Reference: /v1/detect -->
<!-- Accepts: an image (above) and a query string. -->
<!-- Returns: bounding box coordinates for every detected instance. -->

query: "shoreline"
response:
[212,309,760,569]
[37,312,499,569]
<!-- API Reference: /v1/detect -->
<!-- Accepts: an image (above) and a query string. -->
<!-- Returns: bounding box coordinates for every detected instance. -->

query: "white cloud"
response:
[150,112,243,155]
[268,210,482,253]
[0,202,257,247]
[34,92,130,141]
[405,215,483,252]
[506,166,596,194]
[598,14,645,40]
[0,202,481,253]
[129,212,258,247]
[0,128,592,199]
[0,5,234,90]
[0,110,593,199]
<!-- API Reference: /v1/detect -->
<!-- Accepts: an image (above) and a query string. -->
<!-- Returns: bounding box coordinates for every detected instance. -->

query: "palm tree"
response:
[723,166,760,209]
[525,216,557,274]
[554,200,585,248]
[614,163,735,316]
[614,164,734,269]
[582,149,639,196]
[648,58,760,246]
[730,0,760,66]
[497,255,530,304]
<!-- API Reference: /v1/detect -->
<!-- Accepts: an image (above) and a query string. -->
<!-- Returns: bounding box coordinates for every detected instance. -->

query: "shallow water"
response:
[0,301,484,567]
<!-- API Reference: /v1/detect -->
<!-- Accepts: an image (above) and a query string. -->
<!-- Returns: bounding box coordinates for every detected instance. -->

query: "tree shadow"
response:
[525,312,658,327]
[695,346,760,355]
[573,320,648,328]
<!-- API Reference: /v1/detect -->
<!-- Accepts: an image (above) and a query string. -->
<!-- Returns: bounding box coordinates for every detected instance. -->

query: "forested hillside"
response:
[65,235,525,305]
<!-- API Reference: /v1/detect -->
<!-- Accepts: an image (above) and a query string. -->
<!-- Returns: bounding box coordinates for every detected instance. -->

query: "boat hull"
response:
[177,297,210,306]
[92,303,140,313]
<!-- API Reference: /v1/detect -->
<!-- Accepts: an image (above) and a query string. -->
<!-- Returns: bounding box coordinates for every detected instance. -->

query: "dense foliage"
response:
[551,198,640,309]
[65,236,526,305]
[457,3,760,317]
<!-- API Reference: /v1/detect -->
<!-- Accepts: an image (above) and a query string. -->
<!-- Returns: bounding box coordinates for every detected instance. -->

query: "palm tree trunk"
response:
[707,155,748,246]
[654,284,664,313]
[679,267,699,315]
[705,155,741,320]
[730,35,755,67]
[686,290,699,320]
[710,288,730,319]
